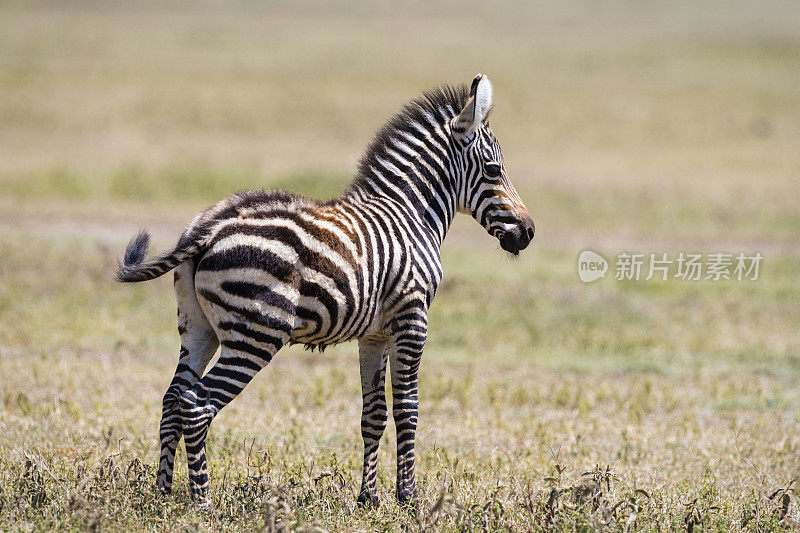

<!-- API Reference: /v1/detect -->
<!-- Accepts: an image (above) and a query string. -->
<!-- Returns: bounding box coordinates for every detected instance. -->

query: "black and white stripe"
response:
[117,74,534,505]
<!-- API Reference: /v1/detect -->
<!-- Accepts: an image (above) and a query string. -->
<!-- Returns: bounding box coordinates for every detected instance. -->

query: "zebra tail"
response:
[116,229,205,283]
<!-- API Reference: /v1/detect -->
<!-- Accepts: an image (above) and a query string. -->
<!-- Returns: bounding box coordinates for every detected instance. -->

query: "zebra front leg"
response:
[178,328,289,502]
[357,338,389,507]
[389,314,427,507]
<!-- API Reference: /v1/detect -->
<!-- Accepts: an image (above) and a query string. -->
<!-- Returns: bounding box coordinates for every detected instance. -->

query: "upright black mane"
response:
[346,83,471,195]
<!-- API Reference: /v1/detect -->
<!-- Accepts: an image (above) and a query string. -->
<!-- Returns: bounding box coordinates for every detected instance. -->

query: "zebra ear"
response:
[453,74,493,139]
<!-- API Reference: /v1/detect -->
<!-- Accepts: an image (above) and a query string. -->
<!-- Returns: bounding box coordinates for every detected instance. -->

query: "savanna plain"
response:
[1,1,799,530]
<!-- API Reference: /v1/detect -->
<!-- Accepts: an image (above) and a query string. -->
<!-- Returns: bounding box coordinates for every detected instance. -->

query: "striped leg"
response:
[157,341,217,494]
[357,338,389,507]
[178,322,291,501]
[390,312,427,506]
[158,266,219,495]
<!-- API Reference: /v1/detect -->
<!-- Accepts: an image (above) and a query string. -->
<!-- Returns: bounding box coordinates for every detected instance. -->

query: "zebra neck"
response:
[345,97,466,247]
[348,166,458,247]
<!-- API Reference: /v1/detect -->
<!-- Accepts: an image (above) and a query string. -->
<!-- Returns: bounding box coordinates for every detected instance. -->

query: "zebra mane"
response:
[346,83,472,196]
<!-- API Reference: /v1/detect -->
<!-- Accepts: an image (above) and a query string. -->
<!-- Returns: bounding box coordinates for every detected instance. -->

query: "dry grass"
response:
[1,0,799,530]
[3,346,800,530]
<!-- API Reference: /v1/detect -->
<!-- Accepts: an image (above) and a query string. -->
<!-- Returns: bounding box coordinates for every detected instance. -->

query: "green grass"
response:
[1,0,799,530]
[2,167,349,204]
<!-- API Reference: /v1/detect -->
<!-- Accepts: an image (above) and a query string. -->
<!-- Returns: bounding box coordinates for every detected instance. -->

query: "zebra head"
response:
[453,74,535,256]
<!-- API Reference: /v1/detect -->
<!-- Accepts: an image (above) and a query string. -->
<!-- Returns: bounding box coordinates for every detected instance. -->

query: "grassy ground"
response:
[1,1,799,530]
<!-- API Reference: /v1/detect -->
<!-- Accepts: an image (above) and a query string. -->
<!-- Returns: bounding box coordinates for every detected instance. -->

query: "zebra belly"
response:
[289,288,381,349]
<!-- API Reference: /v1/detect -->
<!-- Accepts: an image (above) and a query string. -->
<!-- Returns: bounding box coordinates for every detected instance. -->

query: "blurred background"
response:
[1,0,799,528]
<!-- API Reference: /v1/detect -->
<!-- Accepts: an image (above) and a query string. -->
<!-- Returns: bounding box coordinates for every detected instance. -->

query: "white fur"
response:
[454,74,494,136]
[472,75,493,124]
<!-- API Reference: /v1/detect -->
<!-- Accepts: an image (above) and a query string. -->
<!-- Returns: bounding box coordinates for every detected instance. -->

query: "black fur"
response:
[117,231,150,282]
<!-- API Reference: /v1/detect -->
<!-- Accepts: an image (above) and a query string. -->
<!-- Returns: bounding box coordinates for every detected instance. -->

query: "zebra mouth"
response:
[499,234,520,256]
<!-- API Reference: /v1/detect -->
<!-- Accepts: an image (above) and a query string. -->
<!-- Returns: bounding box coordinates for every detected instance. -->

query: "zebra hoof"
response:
[356,490,379,508]
[397,489,418,514]
[190,491,211,509]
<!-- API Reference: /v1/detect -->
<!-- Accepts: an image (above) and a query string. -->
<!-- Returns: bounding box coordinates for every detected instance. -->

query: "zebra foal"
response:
[117,74,534,506]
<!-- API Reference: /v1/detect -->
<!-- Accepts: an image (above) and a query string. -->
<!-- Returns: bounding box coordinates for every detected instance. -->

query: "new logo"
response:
[578,250,608,283]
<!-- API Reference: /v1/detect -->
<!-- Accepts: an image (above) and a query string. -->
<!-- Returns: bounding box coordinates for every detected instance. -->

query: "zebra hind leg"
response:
[178,321,291,502]
[157,335,218,494]
[157,265,219,495]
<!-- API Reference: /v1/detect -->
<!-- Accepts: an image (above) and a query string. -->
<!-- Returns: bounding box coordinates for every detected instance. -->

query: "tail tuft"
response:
[124,230,150,265]
[117,231,151,282]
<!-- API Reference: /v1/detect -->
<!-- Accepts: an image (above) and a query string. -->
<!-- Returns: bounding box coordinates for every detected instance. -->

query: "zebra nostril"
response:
[526,226,534,240]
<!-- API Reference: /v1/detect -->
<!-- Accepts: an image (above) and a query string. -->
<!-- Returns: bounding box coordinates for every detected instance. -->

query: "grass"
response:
[1,0,799,530]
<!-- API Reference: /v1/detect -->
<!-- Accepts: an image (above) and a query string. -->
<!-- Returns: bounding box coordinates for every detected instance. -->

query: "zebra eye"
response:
[484,162,501,178]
